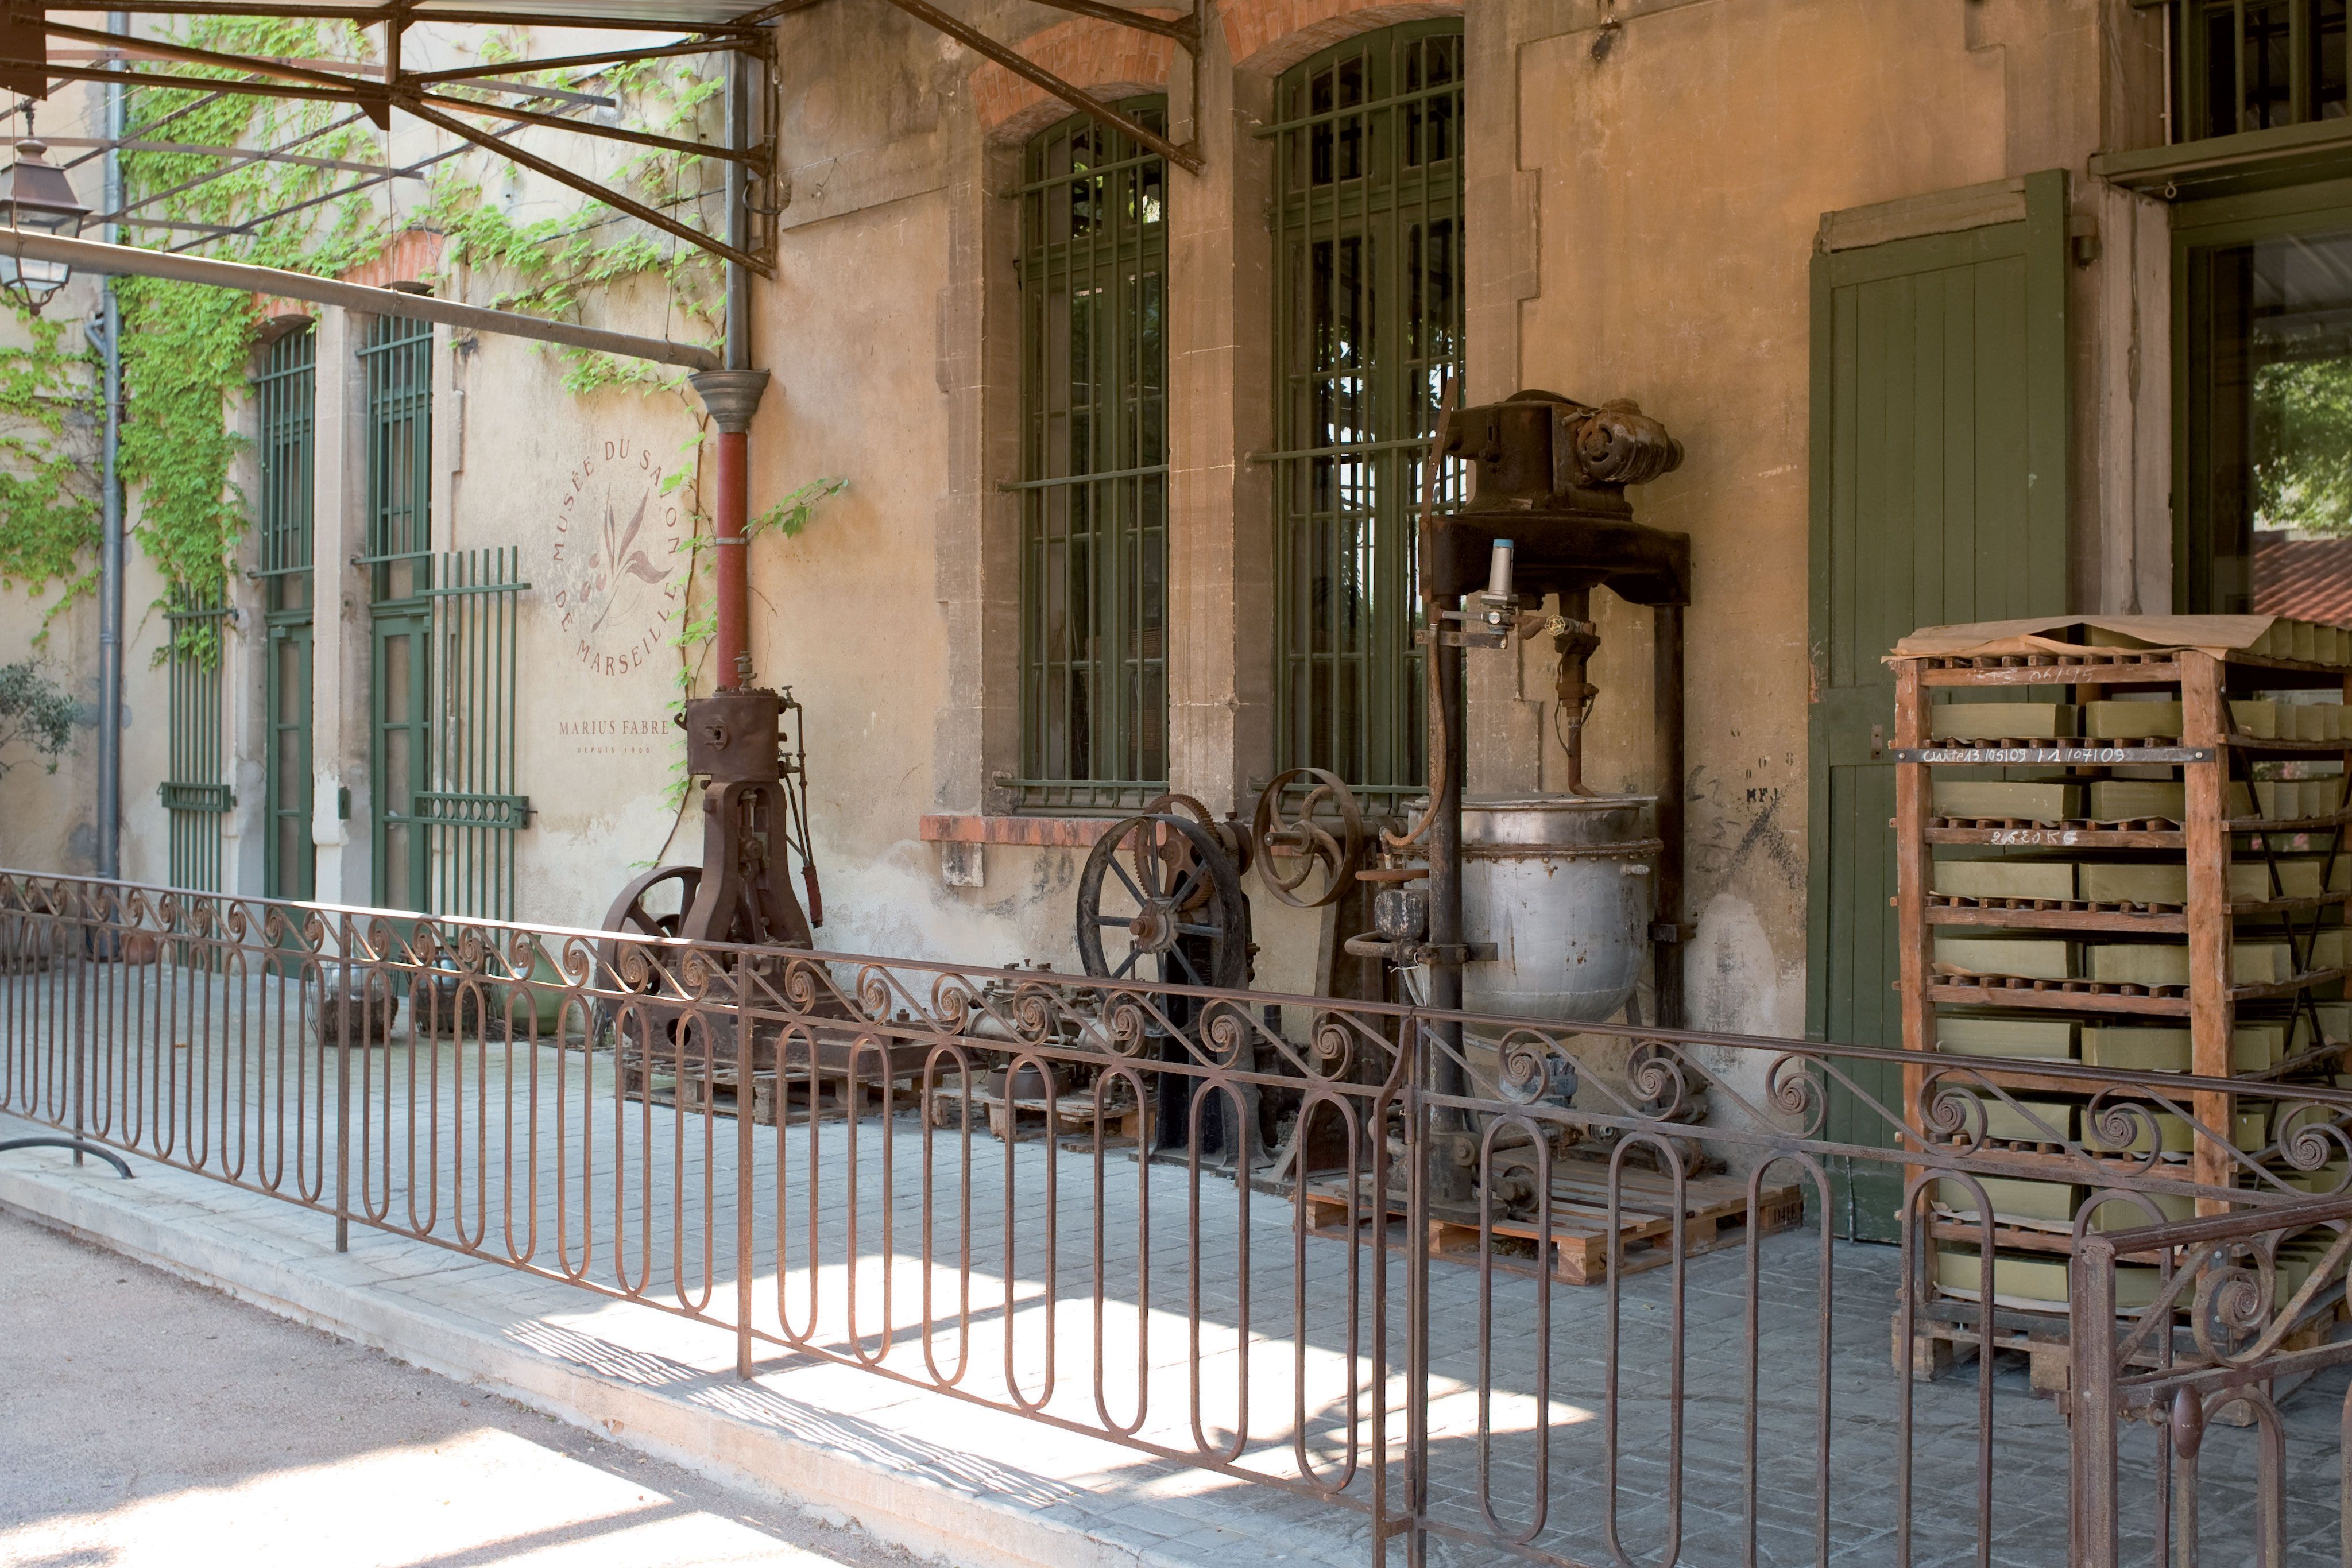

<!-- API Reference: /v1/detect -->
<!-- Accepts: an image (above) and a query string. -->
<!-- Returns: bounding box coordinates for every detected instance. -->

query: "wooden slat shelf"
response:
[1894,630,2352,1369]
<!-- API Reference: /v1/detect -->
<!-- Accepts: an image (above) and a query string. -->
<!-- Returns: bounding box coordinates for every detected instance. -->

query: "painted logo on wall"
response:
[550,435,684,678]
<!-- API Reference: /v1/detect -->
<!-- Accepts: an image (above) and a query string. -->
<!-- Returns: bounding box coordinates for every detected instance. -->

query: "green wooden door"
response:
[1806,172,2071,1240]
[265,617,314,901]
[372,611,431,913]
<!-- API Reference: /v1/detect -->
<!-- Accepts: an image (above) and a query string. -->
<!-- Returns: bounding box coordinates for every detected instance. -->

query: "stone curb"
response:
[0,1148,1211,1568]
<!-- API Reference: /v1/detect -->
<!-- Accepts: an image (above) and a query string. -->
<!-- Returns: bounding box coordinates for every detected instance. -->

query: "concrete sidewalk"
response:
[0,1116,1348,1568]
[0,1208,907,1568]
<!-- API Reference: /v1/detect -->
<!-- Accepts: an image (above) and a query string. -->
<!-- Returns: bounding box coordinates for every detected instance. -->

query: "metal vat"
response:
[1460,794,1659,1023]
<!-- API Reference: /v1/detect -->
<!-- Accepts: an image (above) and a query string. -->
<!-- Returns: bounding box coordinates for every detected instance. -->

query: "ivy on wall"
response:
[0,313,99,637]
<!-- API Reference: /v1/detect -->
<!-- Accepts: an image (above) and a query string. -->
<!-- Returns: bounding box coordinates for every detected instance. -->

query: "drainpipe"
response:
[92,12,126,878]
[687,45,769,691]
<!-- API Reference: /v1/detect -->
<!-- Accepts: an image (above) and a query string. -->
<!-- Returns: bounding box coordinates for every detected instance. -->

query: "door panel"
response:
[265,617,314,901]
[1806,172,2070,1240]
[372,613,430,914]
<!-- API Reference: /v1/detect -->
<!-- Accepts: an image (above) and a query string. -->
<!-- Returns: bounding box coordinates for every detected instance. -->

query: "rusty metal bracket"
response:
[874,0,1204,174]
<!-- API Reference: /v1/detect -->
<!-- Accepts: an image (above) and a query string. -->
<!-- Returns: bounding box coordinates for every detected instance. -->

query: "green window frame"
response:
[255,324,315,901]
[361,313,434,912]
[1268,20,1464,811]
[1013,100,1169,813]
[162,593,232,892]
[2173,0,2350,141]
[2174,177,2352,612]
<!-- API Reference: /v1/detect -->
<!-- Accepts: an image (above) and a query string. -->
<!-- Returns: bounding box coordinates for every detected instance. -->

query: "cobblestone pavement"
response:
[3,966,2346,1566]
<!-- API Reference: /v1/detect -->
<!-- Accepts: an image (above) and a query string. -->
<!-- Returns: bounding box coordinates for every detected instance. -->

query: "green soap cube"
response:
[2230,859,2325,900]
[2087,1191,2196,1229]
[2318,1002,2352,1040]
[2232,700,2278,738]
[1932,703,2076,741]
[2080,1025,2192,1073]
[2238,1109,2271,1151]
[2256,781,2298,819]
[1976,1096,2076,1142]
[1932,860,2075,901]
[2083,700,2183,739]
[2087,780,2184,822]
[2084,1106,2192,1155]
[2087,945,2189,986]
[2312,929,2349,971]
[1935,1250,2161,1311]
[1935,1016,2077,1058]
[2080,862,2185,905]
[1936,1176,2079,1224]
[1937,936,2074,980]
[2296,704,2333,742]
[1933,780,2080,821]
[2233,1023,2285,1071]
[2305,777,2348,817]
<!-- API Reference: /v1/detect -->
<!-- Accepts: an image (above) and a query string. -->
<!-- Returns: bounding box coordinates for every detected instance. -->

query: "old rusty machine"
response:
[1066,389,1689,1202]
[598,683,857,1094]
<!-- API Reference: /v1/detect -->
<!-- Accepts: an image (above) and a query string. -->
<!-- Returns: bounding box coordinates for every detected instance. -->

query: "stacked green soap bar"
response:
[1964,1095,2076,1141]
[2084,942,2292,986]
[1935,1016,2076,1058]
[1936,936,2074,979]
[1932,703,2076,740]
[1935,1248,2160,1310]
[2233,700,2279,738]
[2082,700,2181,739]
[2080,1025,2191,1072]
[1935,780,2080,820]
[2078,862,2181,905]
[1932,859,2075,900]
[2087,780,2185,821]
[2085,1191,2197,1229]
[2225,858,2327,899]
[1934,1176,2078,1224]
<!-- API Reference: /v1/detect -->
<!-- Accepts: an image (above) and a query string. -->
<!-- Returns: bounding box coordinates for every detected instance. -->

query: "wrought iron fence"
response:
[2,869,2351,1565]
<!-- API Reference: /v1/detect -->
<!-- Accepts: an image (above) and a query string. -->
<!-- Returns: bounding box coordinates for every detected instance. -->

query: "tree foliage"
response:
[0,661,76,777]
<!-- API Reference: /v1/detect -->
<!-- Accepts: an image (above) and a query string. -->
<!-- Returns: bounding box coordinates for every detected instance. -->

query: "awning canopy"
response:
[0,0,1201,273]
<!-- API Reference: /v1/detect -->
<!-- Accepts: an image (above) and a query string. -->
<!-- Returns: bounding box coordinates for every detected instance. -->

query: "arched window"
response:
[1271,21,1463,806]
[1015,102,1169,807]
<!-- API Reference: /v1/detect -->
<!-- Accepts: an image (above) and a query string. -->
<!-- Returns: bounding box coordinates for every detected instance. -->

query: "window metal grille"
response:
[362,314,435,912]
[162,592,232,892]
[254,325,315,900]
[1267,21,1465,811]
[1015,100,1169,810]
[420,547,531,922]
[2177,0,2350,140]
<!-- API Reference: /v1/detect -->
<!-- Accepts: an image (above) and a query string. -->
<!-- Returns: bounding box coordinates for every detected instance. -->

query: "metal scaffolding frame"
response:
[0,0,1203,276]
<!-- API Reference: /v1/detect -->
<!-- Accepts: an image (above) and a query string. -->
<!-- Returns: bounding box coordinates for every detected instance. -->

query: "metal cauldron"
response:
[1459,795,1659,1024]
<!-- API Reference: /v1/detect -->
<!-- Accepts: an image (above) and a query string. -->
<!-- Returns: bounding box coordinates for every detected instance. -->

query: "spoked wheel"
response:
[1076,814,1250,990]
[1250,768,1370,908]
[597,864,701,1040]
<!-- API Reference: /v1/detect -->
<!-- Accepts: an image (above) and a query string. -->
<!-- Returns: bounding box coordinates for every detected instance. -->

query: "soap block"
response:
[1932,703,2075,741]
[2295,620,2320,662]
[1932,780,2082,822]
[2080,862,2185,905]
[2239,1108,2272,1151]
[1937,936,2074,980]
[2087,1106,2193,1156]
[2306,777,2348,817]
[1935,1176,2079,1225]
[2084,700,2182,740]
[2296,703,2333,742]
[2257,780,2299,819]
[2237,941,2296,982]
[2081,1025,2192,1072]
[2318,1002,2352,1041]
[1933,860,2075,901]
[1935,1016,2078,1059]
[2088,780,2184,822]
[1975,1095,2077,1143]
[2087,1191,2197,1229]
[2233,1023,2285,1071]
[2085,944,2291,985]
[2311,928,2349,971]
[2239,858,2327,899]
[2233,700,2279,738]
[1936,1249,2161,1311]
[2320,704,2350,740]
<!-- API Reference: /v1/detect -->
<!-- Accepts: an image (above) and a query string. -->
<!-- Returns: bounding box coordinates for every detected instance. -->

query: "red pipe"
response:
[689,370,769,690]
[713,426,750,689]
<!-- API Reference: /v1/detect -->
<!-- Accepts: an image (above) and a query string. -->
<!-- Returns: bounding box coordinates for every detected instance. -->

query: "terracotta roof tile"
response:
[2253,533,2352,624]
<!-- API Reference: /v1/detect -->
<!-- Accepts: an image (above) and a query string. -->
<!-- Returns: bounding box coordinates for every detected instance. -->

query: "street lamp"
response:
[0,138,90,315]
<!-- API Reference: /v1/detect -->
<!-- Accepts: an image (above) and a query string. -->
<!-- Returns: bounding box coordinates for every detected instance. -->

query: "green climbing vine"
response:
[0,311,99,638]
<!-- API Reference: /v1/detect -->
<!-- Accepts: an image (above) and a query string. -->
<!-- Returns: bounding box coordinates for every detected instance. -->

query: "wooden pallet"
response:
[626,1066,907,1124]
[924,1081,1150,1145]
[1300,1160,1805,1286]
[1904,1290,2349,1396]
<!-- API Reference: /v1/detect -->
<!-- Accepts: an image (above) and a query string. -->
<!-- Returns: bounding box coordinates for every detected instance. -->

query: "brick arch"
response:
[1223,0,1462,76]
[972,12,1179,145]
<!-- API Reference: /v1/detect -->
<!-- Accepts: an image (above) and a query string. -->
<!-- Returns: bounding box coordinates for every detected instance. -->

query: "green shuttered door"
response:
[1805,172,2070,1240]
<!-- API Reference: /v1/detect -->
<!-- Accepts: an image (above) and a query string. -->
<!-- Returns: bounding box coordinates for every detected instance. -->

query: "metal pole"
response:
[93,13,127,881]
[691,42,768,691]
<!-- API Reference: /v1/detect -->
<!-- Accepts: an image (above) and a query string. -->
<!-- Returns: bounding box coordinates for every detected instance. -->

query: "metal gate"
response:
[256,323,316,901]
[160,593,232,891]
